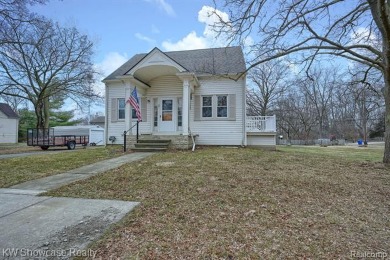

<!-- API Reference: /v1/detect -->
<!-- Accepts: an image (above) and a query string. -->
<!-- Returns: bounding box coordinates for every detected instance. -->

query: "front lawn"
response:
[0,143,38,154]
[0,146,124,188]
[46,146,390,259]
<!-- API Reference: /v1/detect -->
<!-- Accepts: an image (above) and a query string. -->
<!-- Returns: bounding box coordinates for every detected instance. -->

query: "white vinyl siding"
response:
[107,83,126,144]
[190,77,245,145]
[137,75,183,134]
[0,111,18,143]
[247,135,276,146]
[147,75,182,96]
[141,97,147,122]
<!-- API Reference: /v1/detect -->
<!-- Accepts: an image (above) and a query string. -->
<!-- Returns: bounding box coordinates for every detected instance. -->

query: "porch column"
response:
[182,79,190,135]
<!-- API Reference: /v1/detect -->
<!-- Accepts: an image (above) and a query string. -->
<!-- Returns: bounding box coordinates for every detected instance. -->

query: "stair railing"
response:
[122,121,139,152]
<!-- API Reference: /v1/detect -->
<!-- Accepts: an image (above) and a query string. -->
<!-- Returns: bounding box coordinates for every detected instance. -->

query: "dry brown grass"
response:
[0,143,40,154]
[46,147,390,259]
[0,146,125,188]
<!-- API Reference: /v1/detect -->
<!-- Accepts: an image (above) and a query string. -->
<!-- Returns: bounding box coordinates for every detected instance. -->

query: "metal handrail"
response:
[123,121,140,152]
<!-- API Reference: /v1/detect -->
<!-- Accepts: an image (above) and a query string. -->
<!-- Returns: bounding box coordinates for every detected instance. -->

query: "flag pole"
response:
[136,121,139,143]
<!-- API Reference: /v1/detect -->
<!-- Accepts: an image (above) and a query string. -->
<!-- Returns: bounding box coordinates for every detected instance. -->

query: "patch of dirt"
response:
[33,207,121,260]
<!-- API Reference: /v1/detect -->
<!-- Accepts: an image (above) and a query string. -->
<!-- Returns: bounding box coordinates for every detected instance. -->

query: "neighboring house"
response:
[0,103,19,144]
[90,116,105,128]
[103,46,276,149]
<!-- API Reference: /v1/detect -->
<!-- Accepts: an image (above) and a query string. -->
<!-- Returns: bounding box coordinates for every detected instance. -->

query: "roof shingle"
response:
[104,46,246,81]
[0,103,19,119]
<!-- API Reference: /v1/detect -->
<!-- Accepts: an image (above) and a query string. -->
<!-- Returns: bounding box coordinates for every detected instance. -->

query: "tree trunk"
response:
[382,24,390,164]
[384,75,390,164]
[43,97,50,128]
[34,97,50,129]
[35,101,45,129]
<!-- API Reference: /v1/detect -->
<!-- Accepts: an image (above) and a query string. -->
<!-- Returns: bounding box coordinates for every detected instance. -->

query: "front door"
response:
[159,98,175,132]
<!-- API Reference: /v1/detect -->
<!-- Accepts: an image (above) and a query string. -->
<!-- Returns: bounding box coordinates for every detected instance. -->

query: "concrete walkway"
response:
[9,152,154,193]
[0,152,155,259]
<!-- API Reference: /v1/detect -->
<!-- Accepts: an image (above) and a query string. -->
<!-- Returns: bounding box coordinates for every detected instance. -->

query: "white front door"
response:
[159,98,175,132]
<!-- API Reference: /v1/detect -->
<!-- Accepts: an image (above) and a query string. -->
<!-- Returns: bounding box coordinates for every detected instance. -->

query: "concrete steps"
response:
[132,139,171,152]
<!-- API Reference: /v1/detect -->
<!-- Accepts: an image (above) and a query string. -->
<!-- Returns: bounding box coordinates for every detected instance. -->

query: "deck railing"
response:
[246,115,276,132]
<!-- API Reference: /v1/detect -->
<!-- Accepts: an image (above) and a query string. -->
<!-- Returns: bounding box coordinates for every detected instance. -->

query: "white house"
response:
[103,47,276,150]
[0,103,19,144]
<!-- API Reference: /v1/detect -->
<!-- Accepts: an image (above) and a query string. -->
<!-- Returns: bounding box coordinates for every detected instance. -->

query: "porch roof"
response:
[103,46,246,81]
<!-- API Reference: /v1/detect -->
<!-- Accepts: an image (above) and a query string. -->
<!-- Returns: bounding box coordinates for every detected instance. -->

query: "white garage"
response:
[0,103,19,144]
[52,125,105,146]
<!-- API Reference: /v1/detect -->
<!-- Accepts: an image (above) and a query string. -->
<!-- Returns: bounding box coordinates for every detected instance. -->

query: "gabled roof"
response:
[104,46,246,81]
[0,103,19,119]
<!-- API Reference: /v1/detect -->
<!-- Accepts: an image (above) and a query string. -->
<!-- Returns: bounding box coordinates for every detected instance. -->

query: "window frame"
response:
[216,95,228,118]
[194,94,235,121]
[118,98,125,120]
[131,107,138,119]
[177,97,183,127]
[201,95,213,118]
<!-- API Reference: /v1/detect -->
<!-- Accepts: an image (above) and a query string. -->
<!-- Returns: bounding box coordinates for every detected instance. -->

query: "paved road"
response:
[0,147,87,160]
[0,151,63,160]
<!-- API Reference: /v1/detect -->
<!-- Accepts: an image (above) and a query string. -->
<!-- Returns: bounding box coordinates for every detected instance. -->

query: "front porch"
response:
[246,115,277,150]
[246,115,276,133]
[126,134,193,150]
[126,115,277,150]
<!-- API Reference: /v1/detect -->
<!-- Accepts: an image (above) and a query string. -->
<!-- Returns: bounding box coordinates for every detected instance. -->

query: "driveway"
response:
[0,152,154,259]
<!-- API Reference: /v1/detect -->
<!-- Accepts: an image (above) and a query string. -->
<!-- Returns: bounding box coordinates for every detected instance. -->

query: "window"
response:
[217,95,228,117]
[202,96,212,117]
[162,99,173,121]
[118,98,125,119]
[178,98,182,127]
[131,108,138,119]
[153,98,158,127]
[194,94,235,121]
[154,105,158,127]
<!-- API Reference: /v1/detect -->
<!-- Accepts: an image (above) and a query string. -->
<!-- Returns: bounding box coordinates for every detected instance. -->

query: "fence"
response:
[246,115,276,132]
[277,139,346,146]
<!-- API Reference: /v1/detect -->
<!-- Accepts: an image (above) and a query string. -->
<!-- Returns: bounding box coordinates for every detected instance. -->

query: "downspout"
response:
[104,83,108,146]
[189,78,198,151]
[242,75,247,147]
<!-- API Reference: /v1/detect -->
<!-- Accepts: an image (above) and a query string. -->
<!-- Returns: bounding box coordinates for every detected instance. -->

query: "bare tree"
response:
[0,89,27,111]
[276,91,318,142]
[0,15,99,128]
[297,67,341,139]
[213,0,390,163]
[0,0,47,45]
[246,60,288,116]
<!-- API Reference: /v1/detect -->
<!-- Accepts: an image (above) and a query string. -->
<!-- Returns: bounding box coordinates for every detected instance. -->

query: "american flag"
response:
[127,87,142,122]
